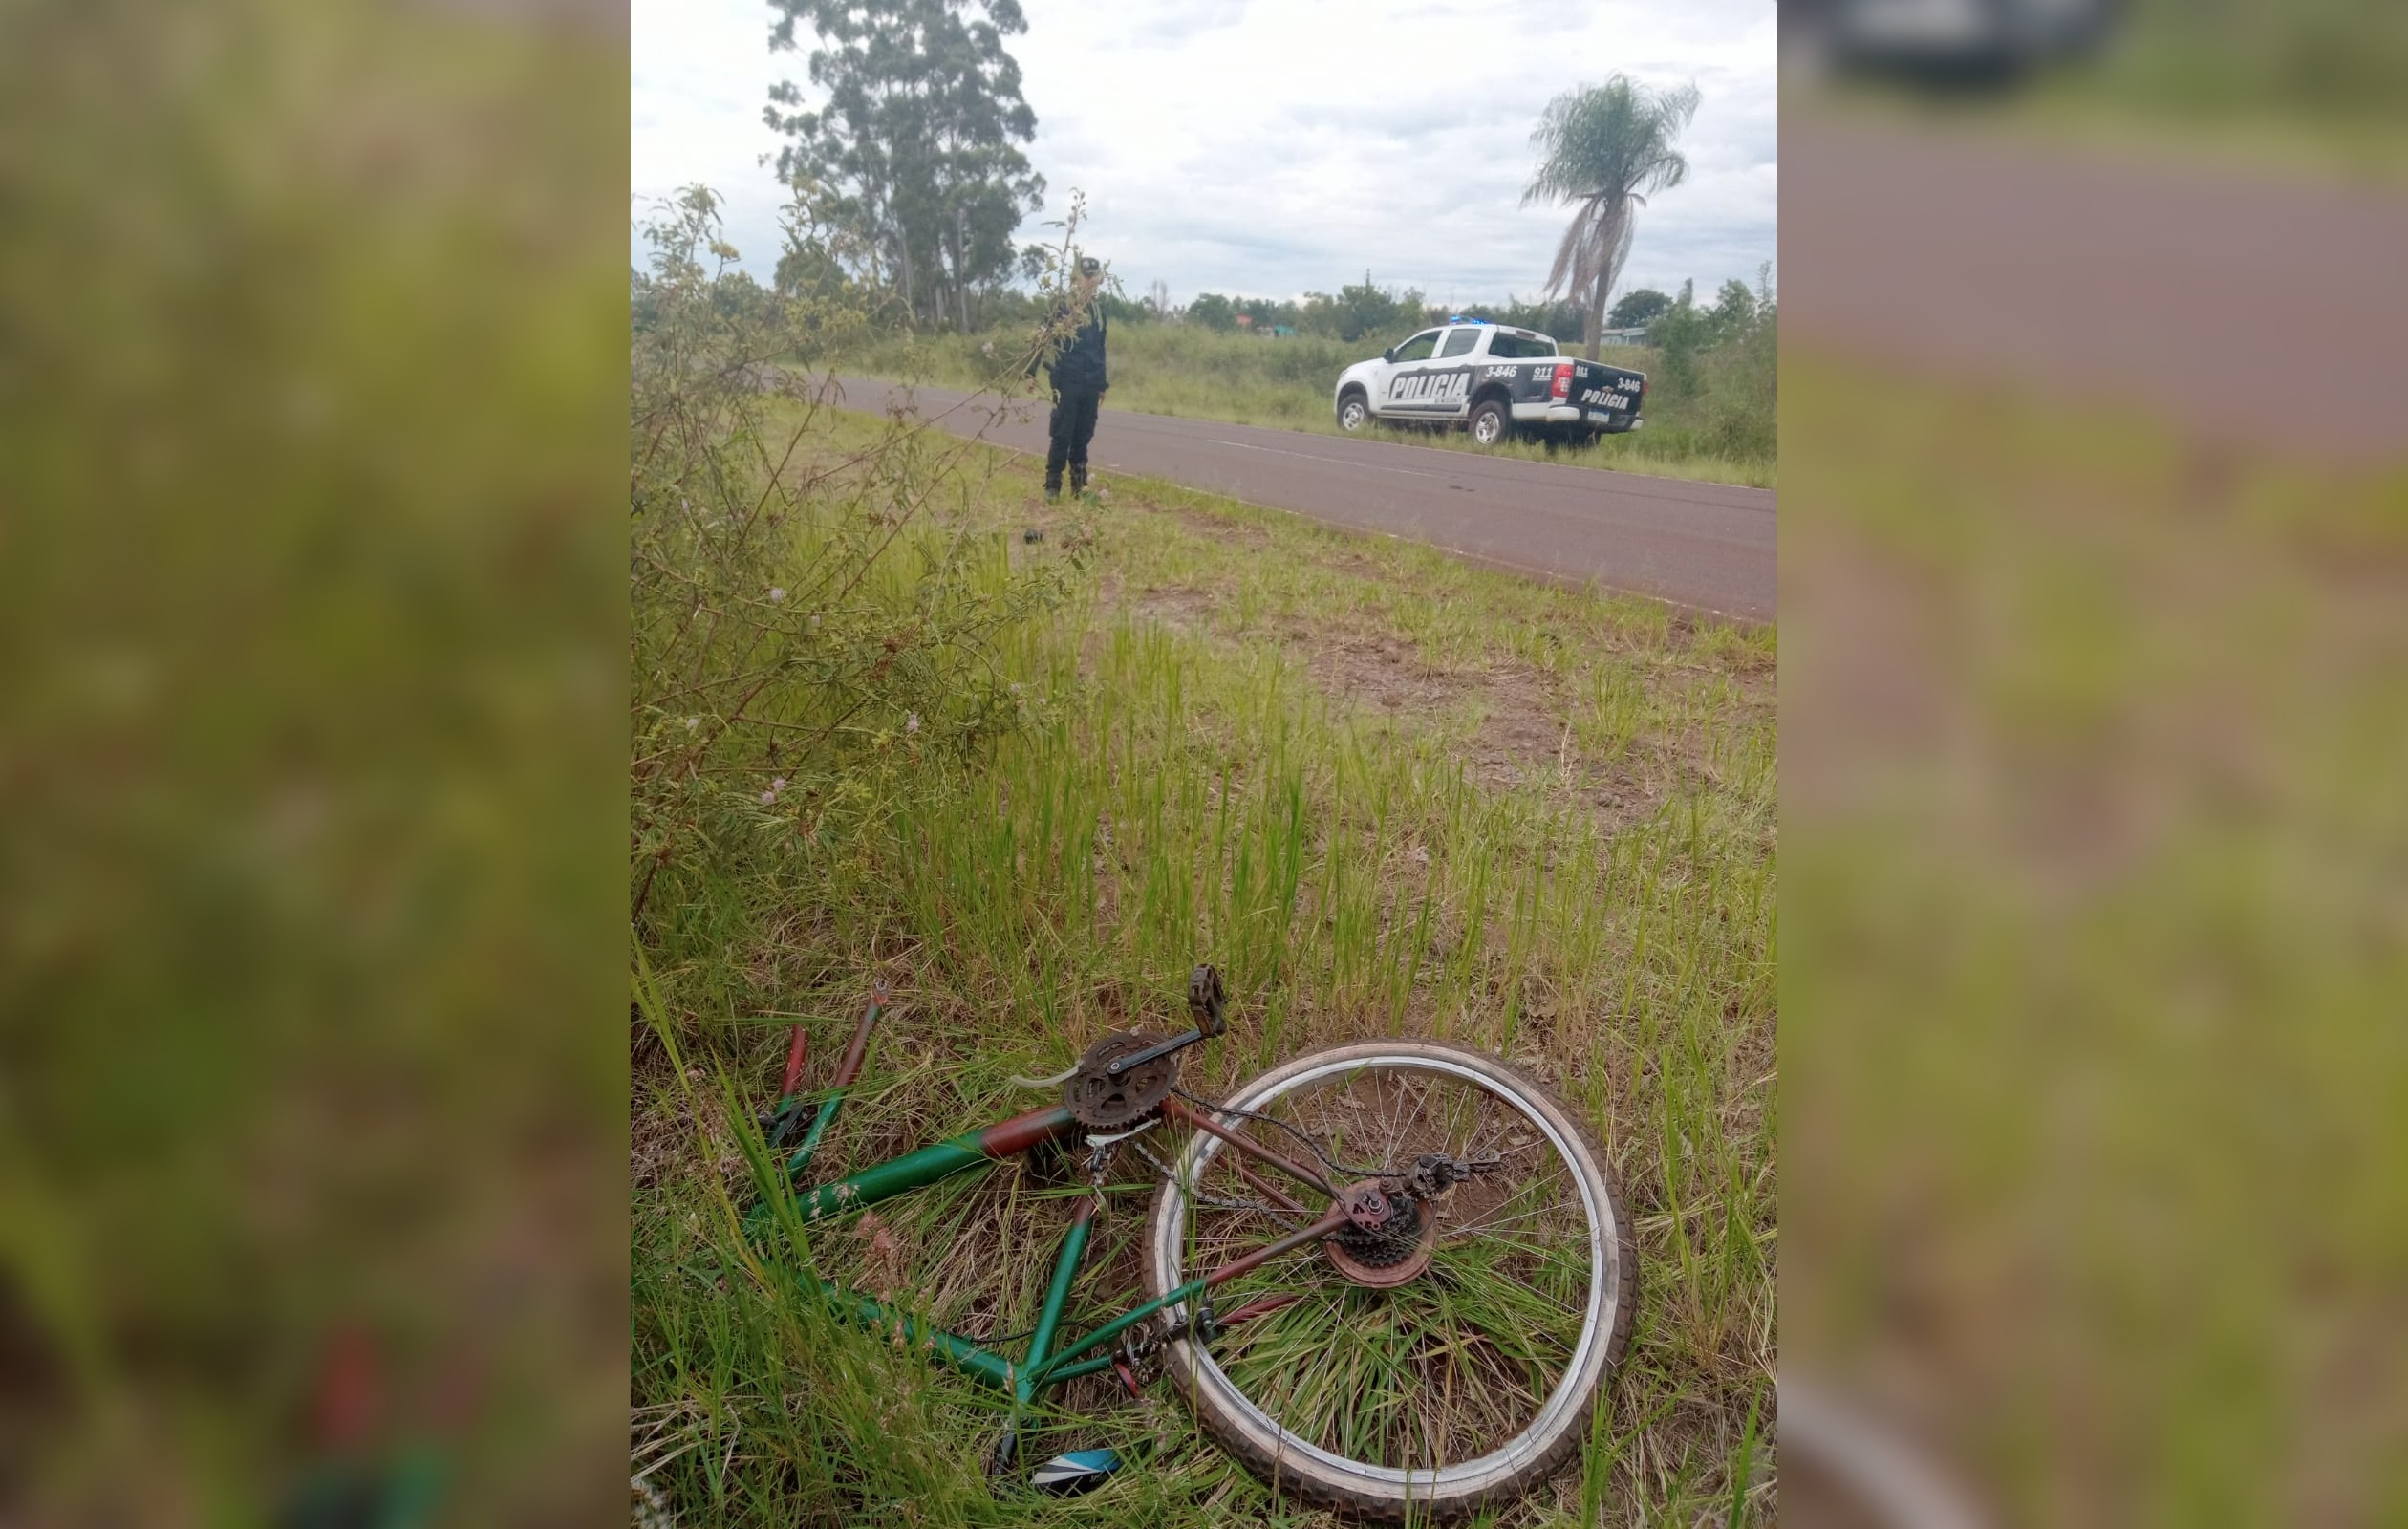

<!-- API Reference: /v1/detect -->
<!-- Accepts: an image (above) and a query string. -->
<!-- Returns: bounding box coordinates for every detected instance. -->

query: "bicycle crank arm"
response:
[1100,965,1229,1078]
[1102,1025,1204,1079]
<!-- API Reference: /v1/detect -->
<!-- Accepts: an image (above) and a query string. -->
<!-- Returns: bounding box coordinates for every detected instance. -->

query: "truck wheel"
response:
[1336,390,1370,433]
[1470,399,1510,448]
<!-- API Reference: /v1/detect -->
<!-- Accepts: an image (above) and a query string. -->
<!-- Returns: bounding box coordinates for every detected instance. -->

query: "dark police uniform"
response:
[1029,285,1107,498]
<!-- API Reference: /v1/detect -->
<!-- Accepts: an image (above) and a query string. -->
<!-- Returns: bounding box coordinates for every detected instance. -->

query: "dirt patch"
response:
[1309,634,1463,716]
[1163,502,1273,552]
[633,1069,744,1196]
[1128,584,1218,635]
[630,1101,683,1195]
[1107,583,1662,822]
[1306,632,1644,809]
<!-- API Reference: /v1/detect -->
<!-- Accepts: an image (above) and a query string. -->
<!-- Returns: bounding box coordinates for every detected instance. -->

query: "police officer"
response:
[1027,255,1108,502]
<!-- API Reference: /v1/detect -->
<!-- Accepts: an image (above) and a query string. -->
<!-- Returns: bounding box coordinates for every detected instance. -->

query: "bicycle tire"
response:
[1143,1039,1637,1520]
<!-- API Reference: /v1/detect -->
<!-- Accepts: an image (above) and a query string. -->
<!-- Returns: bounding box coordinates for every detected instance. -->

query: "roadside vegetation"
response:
[828,279,1778,490]
[633,192,1778,1526]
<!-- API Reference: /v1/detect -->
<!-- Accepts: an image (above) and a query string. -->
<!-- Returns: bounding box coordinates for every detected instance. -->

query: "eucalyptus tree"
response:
[766,0,1044,330]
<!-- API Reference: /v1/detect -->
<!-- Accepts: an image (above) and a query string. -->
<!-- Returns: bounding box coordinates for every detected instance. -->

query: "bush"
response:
[1456,295,1587,340]
[1188,292,1237,331]
[630,187,1071,937]
[1297,273,1426,343]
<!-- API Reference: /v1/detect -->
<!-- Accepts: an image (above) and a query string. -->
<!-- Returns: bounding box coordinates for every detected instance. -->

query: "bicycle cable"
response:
[1129,1139,1310,1232]
[1170,1087,1390,1180]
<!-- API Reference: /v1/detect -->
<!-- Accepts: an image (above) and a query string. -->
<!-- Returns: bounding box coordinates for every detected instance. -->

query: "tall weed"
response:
[631,188,1073,961]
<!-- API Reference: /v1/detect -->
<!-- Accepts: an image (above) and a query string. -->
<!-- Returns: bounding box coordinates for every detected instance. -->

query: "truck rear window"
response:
[1486,332,1557,359]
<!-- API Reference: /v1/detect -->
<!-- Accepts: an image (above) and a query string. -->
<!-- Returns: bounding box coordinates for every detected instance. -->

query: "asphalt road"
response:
[827,376,1779,623]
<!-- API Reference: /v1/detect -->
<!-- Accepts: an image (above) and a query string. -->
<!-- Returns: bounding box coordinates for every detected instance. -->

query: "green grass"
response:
[633,407,1777,1526]
[830,324,1778,490]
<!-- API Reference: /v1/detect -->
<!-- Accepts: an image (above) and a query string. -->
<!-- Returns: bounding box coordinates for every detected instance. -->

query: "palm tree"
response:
[1522,77,1701,361]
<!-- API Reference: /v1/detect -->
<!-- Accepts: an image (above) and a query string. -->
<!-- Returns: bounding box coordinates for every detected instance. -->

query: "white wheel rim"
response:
[1149,1048,1617,1499]
[1342,402,1364,429]
[1476,415,1499,443]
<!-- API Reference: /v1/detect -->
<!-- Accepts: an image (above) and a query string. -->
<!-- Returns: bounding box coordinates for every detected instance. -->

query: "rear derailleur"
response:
[1400,1150,1503,1199]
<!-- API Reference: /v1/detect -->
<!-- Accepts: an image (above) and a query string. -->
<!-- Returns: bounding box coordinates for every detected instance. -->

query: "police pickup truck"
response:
[1331,320,1645,448]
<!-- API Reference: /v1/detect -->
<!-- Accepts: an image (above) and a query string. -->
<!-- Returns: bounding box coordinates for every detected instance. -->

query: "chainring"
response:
[1064,1032,1179,1129]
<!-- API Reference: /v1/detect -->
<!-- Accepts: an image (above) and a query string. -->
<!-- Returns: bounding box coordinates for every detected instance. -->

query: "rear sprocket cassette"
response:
[1326,1179,1438,1288]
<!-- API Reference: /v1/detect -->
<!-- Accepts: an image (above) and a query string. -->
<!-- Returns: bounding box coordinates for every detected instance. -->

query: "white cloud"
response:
[633,0,1776,308]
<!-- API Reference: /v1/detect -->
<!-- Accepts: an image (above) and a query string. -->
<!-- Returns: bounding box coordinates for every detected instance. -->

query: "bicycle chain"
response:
[1131,1104,1500,1241]
[1129,1139,1309,1231]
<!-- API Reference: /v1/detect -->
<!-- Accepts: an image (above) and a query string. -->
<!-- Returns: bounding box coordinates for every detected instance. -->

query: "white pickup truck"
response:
[1331,321,1646,448]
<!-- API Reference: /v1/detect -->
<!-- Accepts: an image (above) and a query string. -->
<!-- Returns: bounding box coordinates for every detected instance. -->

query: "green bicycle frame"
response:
[753,1026,1346,1407]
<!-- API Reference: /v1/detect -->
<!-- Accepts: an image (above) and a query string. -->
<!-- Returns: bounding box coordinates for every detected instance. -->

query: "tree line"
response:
[1119,267,1773,355]
[642,254,1776,361]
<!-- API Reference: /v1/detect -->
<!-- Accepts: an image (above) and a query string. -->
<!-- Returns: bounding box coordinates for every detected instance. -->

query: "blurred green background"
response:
[2050,0,2408,172]
[1783,356,2408,1523]
[1805,0,2408,174]
[1783,0,2408,1522]
[0,0,625,1520]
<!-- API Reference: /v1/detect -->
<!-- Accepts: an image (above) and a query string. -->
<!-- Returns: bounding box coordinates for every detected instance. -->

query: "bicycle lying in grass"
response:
[747,966,1637,1521]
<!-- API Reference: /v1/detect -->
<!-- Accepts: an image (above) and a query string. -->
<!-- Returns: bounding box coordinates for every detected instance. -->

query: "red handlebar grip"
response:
[779,1024,809,1098]
[829,986,887,1089]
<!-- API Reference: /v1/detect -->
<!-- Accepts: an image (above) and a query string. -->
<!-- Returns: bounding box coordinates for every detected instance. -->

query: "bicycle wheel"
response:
[1144,1039,1636,1520]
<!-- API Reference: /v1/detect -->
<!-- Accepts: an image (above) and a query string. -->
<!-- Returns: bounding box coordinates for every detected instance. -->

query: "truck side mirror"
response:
[1383,347,1396,364]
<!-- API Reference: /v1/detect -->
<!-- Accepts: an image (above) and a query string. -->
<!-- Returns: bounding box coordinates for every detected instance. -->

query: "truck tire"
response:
[1469,398,1511,448]
[1336,389,1370,433]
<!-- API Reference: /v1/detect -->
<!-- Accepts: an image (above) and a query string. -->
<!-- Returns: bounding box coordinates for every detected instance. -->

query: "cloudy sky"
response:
[633,0,1775,309]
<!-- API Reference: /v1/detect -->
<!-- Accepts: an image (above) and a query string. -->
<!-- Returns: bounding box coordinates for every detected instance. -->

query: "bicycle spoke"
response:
[1160,1057,1604,1475]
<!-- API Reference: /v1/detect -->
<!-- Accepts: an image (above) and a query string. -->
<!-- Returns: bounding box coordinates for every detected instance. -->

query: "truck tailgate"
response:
[1570,358,1645,416]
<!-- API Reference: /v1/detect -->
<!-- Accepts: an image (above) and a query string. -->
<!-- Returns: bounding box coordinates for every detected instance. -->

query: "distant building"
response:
[1597,326,1649,347]
[1235,313,1253,329]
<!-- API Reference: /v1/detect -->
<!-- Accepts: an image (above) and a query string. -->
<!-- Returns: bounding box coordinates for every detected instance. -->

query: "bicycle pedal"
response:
[1029,1448,1121,1496]
[1025,1444,1117,1493]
